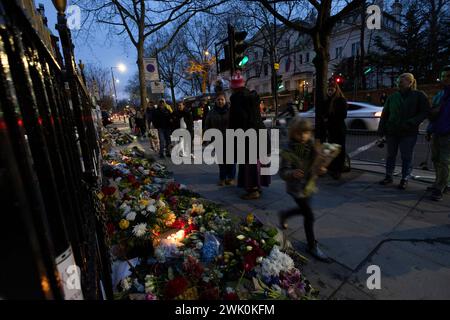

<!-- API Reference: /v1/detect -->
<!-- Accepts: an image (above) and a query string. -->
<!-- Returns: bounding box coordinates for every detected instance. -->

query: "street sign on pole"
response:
[144,58,160,81]
[150,81,165,94]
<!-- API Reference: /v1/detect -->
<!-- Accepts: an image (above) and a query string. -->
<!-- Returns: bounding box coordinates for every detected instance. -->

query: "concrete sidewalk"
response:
[112,122,450,300]
[163,159,450,300]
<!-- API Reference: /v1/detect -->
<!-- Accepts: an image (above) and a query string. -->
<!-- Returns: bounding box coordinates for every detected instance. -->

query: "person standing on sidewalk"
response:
[205,93,236,186]
[427,66,450,201]
[135,109,146,138]
[229,71,271,200]
[324,80,348,180]
[153,99,175,158]
[175,101,195,158]
[279,117,329,262]
[377,73,430,190]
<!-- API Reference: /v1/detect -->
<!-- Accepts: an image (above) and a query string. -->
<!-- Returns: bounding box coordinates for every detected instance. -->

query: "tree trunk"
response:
[137,0,147,110]
[312,32,330,142]
[169,79,176,105]
[137,41,147,110]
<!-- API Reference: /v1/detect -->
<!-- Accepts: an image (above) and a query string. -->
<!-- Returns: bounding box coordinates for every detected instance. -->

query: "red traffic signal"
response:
[333,74,345,84]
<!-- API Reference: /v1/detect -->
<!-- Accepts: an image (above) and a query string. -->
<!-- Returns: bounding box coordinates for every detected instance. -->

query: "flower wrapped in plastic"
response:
[202,232,221,263]
[303,142,341,197]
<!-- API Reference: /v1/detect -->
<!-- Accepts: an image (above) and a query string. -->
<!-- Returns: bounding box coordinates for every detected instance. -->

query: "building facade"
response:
[243,0,402,101]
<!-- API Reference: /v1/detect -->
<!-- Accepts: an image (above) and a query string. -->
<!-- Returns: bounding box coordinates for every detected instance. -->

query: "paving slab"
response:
[345,241,450,300]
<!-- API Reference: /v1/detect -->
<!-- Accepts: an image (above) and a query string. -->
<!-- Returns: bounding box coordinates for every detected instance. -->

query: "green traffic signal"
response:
[238,56,249,67]
[364,67,374,75]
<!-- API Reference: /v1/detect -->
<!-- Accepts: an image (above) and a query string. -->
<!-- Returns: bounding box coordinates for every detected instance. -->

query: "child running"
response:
[279,117,329,262]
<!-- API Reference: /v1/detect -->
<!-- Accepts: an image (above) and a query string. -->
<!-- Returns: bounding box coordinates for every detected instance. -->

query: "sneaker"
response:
[307,244,330,262]
[398,179,408,190]
[225,179,236,186]
[431,189,443,201]
[379,177,393,186]
[240,191,260,200]
[217,180,226,187]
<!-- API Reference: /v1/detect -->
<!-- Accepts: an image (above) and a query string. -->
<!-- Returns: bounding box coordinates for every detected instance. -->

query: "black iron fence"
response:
[0,1,111,299]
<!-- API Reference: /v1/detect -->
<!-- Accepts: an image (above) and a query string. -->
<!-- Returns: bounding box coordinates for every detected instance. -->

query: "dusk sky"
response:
[39,0,137,99]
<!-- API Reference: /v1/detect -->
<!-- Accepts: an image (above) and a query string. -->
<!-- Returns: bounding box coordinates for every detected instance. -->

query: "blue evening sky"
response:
[38,0,136,99]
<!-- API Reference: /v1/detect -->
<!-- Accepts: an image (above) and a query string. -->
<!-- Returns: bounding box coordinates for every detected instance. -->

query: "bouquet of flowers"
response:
[303,142,341,197]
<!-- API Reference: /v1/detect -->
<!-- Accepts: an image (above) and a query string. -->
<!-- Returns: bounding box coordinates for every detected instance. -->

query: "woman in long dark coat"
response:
[229,72,271,200]
[324,81,348,179]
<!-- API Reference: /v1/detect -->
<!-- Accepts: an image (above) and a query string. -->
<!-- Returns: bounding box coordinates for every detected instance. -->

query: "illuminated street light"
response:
[117,63,127,73]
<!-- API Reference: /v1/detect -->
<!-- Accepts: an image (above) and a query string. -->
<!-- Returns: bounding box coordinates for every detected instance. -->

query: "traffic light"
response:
[364,66,374,75]
[232,29,248,69]
[218,44,231,73]
[334,74,345,85]
[276,74,284,91]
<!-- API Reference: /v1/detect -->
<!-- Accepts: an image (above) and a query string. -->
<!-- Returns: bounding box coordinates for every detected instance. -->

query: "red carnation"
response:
[199,284,219,300]
[127,174,137,184]
[183,256,204,281]
[170,219,186,230]
[165,276,189,299]
[106,223,115,236]
[243,244,265,272]
[223,292,239,300]
[101,186,116,196]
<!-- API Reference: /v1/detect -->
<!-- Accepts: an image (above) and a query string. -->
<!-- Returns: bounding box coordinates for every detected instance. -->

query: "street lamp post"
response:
[110,67,118,110]
[110,63,126,112]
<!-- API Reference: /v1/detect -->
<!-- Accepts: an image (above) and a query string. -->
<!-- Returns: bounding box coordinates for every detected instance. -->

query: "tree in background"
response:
[73,0,226,110]
[258,0,363,141]
[374,1,428,82]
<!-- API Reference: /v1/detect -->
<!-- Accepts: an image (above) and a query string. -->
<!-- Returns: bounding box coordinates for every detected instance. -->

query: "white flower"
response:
[120,203,131,215]
[202,276,210,283]
[147,205,157,213]
[225,287,235,294]
[149,199,156,205]
[196,242,203,250]
[144,275,156,294]
[121,277,132,291]
[257,246,295,278]
[132,223,148,238]
[256,257,263,264]
[126,211,137,221]
[157,200,166,208]
[237,235,245,240]
[200,227,206,233]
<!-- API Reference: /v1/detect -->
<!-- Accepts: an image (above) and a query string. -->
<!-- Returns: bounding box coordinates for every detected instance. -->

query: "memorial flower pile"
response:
[101,147,317,300]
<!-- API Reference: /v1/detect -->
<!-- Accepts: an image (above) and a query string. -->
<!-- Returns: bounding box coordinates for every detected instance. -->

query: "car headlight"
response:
[374,111,382,117]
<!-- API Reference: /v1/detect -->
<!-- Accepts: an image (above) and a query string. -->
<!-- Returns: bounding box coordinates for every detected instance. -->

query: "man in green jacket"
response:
[378,73,430,190]
[427,66,450,201]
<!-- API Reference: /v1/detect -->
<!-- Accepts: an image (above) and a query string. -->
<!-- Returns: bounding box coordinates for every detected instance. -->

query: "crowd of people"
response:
[118,65,449,262]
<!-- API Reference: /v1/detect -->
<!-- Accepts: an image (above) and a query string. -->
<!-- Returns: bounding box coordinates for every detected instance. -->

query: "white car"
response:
[300,101,383,131]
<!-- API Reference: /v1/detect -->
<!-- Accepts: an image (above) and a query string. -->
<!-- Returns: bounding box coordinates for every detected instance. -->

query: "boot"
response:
[307,243,330,262]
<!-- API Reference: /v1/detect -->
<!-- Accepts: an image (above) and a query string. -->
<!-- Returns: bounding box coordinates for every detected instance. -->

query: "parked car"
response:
[299,101,383,131]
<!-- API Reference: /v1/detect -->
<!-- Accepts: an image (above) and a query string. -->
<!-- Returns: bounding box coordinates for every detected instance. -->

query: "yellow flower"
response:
[246,213,254,225]
[119,219,130,230]
[139,199,149,207]
[165,212,176,226]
